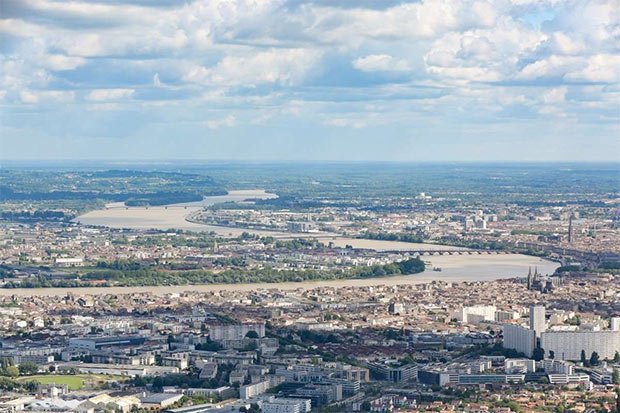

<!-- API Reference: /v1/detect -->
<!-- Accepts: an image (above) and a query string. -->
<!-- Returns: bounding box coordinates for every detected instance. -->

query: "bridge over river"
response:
[382,249,511,256]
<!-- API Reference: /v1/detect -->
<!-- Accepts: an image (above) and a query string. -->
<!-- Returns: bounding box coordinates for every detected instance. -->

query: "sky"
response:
[0,0,619,162]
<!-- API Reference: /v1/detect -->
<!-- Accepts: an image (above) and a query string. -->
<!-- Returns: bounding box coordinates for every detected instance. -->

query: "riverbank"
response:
[0,254,558,297]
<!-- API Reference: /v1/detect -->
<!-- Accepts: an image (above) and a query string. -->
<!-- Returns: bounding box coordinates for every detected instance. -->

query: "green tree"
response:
[245,330,259,339]
[590,351,600,366]
[612,368,619,385]
[580,350,587,365]
[5,366,18,378]
[614,351,620,363]
[549,350,555,360]
[18,362,38,376]
[532,347,545,361]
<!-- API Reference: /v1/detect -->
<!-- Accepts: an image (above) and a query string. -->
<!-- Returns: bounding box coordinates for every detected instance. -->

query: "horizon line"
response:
[1,159,620,165]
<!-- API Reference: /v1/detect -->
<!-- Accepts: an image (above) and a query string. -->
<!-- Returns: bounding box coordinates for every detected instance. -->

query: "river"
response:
[0,254,557,297]
[66,189,560,297]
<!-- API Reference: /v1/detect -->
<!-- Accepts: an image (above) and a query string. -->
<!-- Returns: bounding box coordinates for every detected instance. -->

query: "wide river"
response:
[0,254,557,297]
[42,189,561,297]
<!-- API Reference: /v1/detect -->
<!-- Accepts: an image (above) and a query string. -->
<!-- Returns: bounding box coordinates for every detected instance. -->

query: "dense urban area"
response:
[0,163,619,412]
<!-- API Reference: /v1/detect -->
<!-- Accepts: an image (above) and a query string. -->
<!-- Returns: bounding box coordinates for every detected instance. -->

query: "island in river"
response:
[66,189,562,295]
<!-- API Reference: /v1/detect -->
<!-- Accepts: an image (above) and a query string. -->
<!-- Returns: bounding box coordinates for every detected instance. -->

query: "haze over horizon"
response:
[1,0,619,162]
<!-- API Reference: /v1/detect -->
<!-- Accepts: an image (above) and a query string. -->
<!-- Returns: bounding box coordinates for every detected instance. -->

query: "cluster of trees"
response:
[0,376,37,392]
[95,259,143,271]
[580,350,602,366]
[554,265,582,274]
[0,210,72,222]
[360,232,425,243]
[3,258,425,288]
[133,364,234,391]
[273,238,323,250]
[599,261,620,270]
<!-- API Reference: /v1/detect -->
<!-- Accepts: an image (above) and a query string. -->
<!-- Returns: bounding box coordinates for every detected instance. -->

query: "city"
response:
[1,0,619,412]
[0,163,618,412]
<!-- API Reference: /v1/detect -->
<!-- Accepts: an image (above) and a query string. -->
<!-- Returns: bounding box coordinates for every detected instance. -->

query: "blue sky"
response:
[0,0,618,161]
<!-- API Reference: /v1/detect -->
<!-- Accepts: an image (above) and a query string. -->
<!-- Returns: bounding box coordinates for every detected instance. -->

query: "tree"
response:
[580,350,587,365]
[590,351,600,366]
[614,351,620,363]
[245,330,259,339]
[612,368,619,385]
[18,362,38,376]
[533,347,545,361]
[549,350,555,360]
[5,366,18,378]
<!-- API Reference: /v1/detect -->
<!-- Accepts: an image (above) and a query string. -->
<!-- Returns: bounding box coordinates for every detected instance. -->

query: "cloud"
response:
[542,86,567,103]
[352,54,410,72]
[184,49,322,87]
[19,89,74,103]
[205,115,236,129]
[323,117,367,129]
[41,54,87,71]
[0,0,618,160]
[87,88,135,101]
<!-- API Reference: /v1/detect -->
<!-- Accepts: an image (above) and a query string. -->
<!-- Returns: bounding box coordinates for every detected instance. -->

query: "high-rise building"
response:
[503,324,536,358]
[529,305,546,338]
[541,330,620,361]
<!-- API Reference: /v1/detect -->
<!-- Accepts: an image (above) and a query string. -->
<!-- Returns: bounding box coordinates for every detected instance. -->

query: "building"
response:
[208,323,265,341]
[454,306,496,323]
[239,379,273,399]
[503,324,536,358]
[262,398,311,413]
[540,330,620,361]
[458,374,525,385]
[538,359,574,375]
[185,387,236,401]
[504,359,535,374]
[54,257,84,267]
[293,384,342,407]
[611,317,620,332]
[139,393,184,409]
[388,302,405,315]
[69,336,145,350]
[91,352,155,366]
[530,306,546,338]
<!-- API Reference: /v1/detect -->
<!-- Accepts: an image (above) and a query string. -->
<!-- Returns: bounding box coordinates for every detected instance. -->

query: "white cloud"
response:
[353,54,410,72]
[205,115,236,129]
[19,90,75,104]
[184,49,321,87]
[87,89,135,101]
[0,0,617,133]
[565,54,620,83]
[324,117,367,129]
[41,54,87,71]
[542,86,567,104]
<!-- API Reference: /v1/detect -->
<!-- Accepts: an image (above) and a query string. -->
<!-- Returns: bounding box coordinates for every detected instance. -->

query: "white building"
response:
[538,359,573,375]
[503,324,536,358]
[541,330,620,361]
[455,306,496,323]
[262,398,311,413]
[239,379,272,399]
[54,257,84,267]
[530,306,546,338]
[611,317,620,332]
[504,359,535,373]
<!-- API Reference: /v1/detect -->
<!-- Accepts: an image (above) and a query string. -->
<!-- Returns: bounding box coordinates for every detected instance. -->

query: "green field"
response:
[17,374,125,390]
